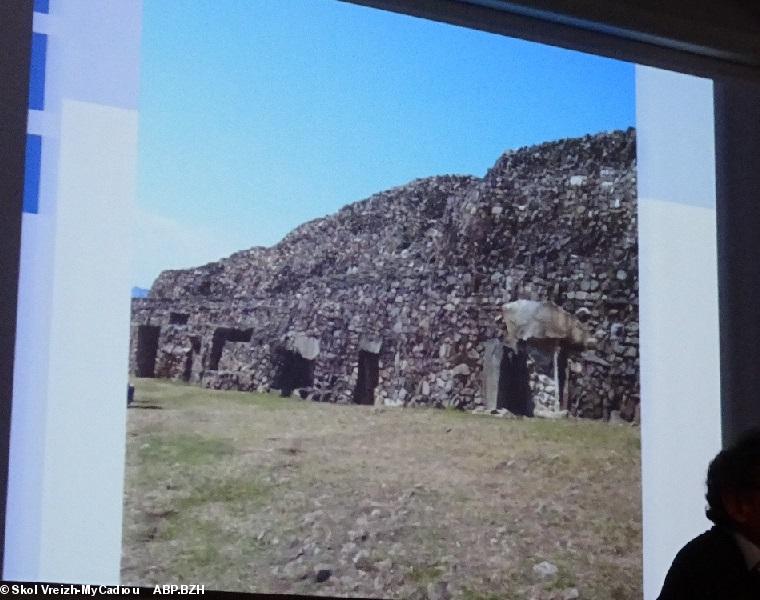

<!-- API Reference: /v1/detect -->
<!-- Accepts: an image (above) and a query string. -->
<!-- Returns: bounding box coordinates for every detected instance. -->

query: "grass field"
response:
[121,379,642,599]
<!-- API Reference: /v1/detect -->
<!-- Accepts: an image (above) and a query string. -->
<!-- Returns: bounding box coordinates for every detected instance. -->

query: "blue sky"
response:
[135,0,635,288]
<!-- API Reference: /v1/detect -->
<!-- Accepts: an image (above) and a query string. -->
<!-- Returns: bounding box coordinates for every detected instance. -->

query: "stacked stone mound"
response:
[131,128,638,420]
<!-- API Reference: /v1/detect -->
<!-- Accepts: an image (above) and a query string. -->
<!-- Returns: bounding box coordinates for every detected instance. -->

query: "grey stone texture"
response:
[130,128,638,420]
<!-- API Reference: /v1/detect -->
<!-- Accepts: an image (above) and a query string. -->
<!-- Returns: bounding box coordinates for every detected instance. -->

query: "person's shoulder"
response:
[657,527,745,600]
[675,526,739,562]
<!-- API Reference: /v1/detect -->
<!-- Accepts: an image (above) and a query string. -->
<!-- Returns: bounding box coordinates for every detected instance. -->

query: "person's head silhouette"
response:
[706,429,760,545]
[658,429,760,599]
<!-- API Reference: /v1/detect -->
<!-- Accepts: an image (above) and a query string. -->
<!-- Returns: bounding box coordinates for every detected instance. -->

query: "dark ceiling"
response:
[343,0,760,82]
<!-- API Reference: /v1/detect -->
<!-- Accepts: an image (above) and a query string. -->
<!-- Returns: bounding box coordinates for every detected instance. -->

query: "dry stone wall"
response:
[130,128,638,420]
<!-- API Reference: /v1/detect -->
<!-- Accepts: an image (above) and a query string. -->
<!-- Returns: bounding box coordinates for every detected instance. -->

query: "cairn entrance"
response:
[496,342,531,416]
[525,342,569,412]
[353,350,379,405]
[208,327,252,370]
[499,300,589,416]
[135,325,161,377]
[557,347,569,410]
[273,349,314,397]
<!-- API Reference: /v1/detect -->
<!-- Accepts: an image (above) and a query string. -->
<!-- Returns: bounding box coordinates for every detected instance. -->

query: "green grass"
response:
[406,564,444,585]
[461,591,504,600]
[138,433,234,466]
[122,378,642,599]
[175,477,273,513]
[130,377,309,411]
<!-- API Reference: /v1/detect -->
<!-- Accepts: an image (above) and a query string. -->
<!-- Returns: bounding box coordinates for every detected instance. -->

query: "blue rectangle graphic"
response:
[29,32,47,111]
[34,0,50,13]
[23,135,42,214]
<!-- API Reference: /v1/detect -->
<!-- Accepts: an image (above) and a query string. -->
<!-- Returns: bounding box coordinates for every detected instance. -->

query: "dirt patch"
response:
[121,380,641,599]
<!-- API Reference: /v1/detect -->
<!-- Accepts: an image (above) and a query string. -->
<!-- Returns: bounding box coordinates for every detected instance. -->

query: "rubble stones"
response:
[130,129,639,420]
[426,581,451,600]
[533,561,559,579]
[353,550,374,572]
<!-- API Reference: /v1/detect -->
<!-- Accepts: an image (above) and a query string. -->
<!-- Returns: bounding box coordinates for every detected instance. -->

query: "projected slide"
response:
[9,1,729,598]
[119,2,641,599]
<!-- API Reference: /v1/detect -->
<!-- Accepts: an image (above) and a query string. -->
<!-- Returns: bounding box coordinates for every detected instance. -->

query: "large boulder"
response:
[501,299,587,349]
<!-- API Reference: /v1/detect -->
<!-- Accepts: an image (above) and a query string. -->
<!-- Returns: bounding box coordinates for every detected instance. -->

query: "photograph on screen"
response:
[121,2,641,598]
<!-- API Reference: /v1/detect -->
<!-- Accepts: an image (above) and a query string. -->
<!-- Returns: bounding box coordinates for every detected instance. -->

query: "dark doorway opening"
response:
[169,312,189,325]
[208,327,252,370]
[353,350,379,405]
[135,325,161,378]
[496,342,532,416]
[557,347,568,410]
[272,348,314,397]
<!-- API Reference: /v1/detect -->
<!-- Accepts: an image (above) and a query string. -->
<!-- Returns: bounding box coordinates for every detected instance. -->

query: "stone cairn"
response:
[130,128,638,421]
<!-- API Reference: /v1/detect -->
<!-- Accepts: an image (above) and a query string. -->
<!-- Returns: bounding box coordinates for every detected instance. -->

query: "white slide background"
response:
[5,0,141,584]
[636,65,722,599]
